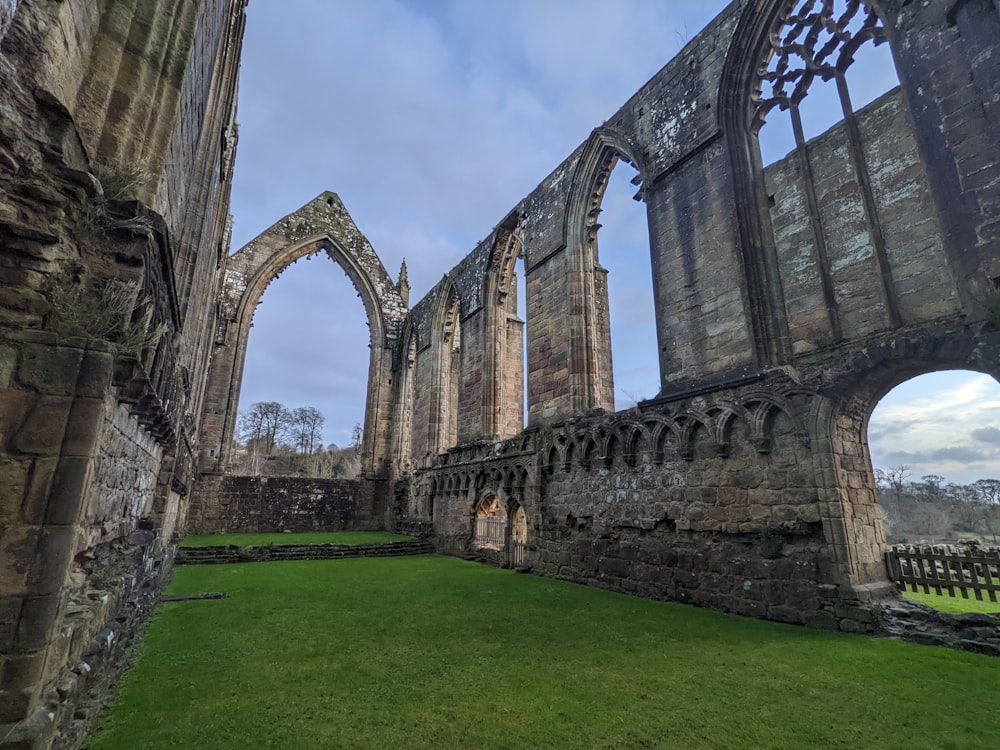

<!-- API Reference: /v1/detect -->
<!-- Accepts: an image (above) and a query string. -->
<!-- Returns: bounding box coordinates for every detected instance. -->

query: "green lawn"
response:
[179,531,414,547]
[90,556,1000,750]
[903,588,1000,615]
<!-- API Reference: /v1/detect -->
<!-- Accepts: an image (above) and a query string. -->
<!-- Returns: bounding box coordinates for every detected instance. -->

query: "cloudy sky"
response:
[229,0,1000,485]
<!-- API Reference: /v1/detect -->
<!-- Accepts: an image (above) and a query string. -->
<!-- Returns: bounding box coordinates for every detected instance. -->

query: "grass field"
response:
[89,556,1000,750]
[902,588,1000,615]
[179,531,414,547]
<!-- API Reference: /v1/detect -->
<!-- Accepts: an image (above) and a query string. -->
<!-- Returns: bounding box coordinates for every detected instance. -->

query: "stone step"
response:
[175,540,435,565]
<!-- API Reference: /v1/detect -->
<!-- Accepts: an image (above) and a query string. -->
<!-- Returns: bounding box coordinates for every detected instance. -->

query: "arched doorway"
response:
[510,504,528,567]
[473,496,507,550]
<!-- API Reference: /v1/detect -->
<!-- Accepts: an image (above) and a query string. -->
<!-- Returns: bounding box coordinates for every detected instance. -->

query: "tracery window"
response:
[753,0,903,343]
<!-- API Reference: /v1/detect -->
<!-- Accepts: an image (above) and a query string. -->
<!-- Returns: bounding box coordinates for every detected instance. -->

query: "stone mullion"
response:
[788,103,843,341]
[835,71,902,328]
[591,261,614,411]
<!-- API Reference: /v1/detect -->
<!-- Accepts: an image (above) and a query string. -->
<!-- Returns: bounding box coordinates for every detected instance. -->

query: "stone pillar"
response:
[0,334,113,737]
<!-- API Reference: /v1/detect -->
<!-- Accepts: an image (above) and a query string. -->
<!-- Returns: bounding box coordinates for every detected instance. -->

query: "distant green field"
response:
[903,588,1000,615]
[90,556,1000,749]
[179,531,414,547]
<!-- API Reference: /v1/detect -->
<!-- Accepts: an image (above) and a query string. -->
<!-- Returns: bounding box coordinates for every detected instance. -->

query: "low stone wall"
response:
[186,475,390,534]
[177,540,434,564]
[877,600,1000,657]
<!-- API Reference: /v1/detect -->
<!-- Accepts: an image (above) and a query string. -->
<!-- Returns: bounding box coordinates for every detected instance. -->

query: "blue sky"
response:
[229,0,1000,484]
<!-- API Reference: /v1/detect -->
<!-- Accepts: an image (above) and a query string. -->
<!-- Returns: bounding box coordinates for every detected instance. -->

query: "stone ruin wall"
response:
[1,0,999,747]
[0,0,245,746]
[399,0,1000,631]
[187,475,390,535]
[415,376,851,630]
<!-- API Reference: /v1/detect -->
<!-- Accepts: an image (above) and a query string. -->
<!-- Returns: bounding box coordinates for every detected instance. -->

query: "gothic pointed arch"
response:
[197,192,407,477]
[481,212,526,440]
[428,276,463,454]
[561,126,651,414]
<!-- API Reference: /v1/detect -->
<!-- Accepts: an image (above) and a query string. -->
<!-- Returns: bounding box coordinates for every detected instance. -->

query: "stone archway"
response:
[551,126,650,417]
[197,192,407,477]
[807,334,1000,594]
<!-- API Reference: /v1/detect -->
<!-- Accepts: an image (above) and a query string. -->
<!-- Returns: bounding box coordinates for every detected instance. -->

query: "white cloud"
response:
[869,372,1000,484]
[232,0,984,477]
[231,1,727,441]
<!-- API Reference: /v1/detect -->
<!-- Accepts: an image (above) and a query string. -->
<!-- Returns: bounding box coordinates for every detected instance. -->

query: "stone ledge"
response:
[175,540,435,565]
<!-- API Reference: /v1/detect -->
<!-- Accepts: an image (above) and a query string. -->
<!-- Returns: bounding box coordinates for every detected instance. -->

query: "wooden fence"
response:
[885,544,1000,602]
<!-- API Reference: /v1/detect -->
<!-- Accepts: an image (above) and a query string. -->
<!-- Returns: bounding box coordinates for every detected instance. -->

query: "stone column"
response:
[0,334,113,736]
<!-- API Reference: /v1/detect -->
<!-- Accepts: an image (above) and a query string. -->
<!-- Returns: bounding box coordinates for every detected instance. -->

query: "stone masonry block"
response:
[75,349,114,398]
[42,457,91,526]
[0,526,39,596]
[0,595,23,648]
[0,457,29,522]
[0,651,48,693]
[17,344,83,396]
[0,687,32,724]
[0,388,34,446]
[61,397,104,457]
[0,343,16,388]
[13,594,62,652]
[10,396,72,455]
[20,457,56,526]
[27,526,76,596]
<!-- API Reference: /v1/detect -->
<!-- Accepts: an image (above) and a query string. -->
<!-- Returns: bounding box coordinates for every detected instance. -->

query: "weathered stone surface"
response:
[187,475,389,535]
[2,1,1000,748]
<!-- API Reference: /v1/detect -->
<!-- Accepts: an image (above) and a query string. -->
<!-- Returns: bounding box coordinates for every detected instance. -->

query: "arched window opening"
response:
[474,496,507,550]
[594,158,658,410]
[755,0,900,167]
[752,0,932,354]
[488,223,525,441]
[236,256,367,478]
[869,371,1000,546]
[439,290,461,452]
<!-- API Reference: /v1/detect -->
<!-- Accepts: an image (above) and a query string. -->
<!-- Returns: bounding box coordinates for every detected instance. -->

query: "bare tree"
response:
[875,465,910,515]
[289,406,325,454]
[973,479,1000,543]
[238,401,291,456]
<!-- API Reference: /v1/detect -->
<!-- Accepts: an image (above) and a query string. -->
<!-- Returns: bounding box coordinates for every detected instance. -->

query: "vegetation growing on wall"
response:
[44,272,165,358]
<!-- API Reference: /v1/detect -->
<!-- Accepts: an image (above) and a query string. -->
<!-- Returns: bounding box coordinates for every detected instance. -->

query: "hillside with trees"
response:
[876,466,1000,545]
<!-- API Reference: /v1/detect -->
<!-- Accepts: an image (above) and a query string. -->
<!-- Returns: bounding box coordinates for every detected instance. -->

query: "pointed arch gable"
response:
[563,126,648,258]
[198,192,406,476]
